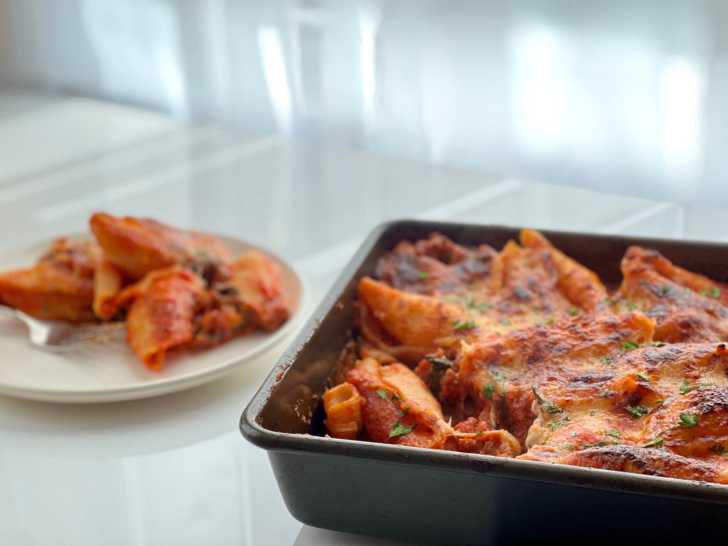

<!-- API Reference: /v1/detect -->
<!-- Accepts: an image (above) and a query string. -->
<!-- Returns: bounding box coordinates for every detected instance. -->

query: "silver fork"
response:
[0,305,123,351]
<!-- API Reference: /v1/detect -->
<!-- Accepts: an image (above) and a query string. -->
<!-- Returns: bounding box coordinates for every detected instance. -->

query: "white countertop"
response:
[1,90,727,546]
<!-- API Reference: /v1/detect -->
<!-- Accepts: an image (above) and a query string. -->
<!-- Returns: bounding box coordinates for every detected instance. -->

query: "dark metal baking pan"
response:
[241,220,728,545]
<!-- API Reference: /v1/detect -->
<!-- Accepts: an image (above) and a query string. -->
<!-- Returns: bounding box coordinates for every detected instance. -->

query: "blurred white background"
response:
[1,0,726,205]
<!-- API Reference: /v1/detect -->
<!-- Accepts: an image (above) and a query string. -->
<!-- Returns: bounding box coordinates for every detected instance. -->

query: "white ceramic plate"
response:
[0,236,305,403]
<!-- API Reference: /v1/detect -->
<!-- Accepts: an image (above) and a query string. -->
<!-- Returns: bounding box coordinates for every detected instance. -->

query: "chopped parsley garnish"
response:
[376,389,389,400]
[657,285,671,297]
[600,356,613,366]
[603,298,614,306]
[482,384,495,400]
[622,341,639,351]
[679,381,696,395]
[625,405,649,418]
[678,412,699,428]
[606,429,621,439]
[464,296,491,312]
[644,437,664,448]
[568,307,580,317]
[625,301,637,311]
[417,271,428,280]
[532,387,563,414]
[543,317,555,326]
[389,421,414,438]
[637,373,650,382]
[425,355,453,368]
[652,341,667,347]
[702,287,721,299]
[547,415,570,431]
[452,320,477,331]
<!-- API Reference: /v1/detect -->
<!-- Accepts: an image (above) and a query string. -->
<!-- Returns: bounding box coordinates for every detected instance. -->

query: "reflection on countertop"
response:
[3,1,728,206]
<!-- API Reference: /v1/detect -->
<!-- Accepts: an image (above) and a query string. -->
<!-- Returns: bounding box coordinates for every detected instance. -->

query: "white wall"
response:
[2,0,727,207]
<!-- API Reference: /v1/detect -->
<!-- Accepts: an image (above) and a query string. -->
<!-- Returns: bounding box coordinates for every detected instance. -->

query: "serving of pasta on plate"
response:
[0,213,294,370]
[323,229,728,484]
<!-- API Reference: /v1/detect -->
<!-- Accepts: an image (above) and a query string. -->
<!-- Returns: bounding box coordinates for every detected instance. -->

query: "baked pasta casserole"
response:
[322,229,728,484]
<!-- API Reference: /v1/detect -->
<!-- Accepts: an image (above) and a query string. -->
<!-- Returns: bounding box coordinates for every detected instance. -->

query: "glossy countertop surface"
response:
[1,90,728,545]
[4,1,728,209]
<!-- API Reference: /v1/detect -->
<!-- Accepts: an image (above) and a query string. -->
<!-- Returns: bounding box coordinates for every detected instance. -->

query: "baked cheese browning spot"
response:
[375,233,497,296]
[558,445,726,484]
[644,385,728,458]
[614,246,728,343]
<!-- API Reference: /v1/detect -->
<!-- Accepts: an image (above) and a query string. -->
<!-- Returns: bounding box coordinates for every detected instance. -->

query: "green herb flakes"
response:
[643,437,664,448]
[532,387,563,414]
[376,389,389,400]
[679,381,695,395]
[547,417,569,431]
[452,320,477,331]
[622,341,639,351]
[482,384,495,400]
[625,405,649,418]
[702,287,721,299]
[389,421,414,438]
[678,412,699,428]
[464,296,491,312]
